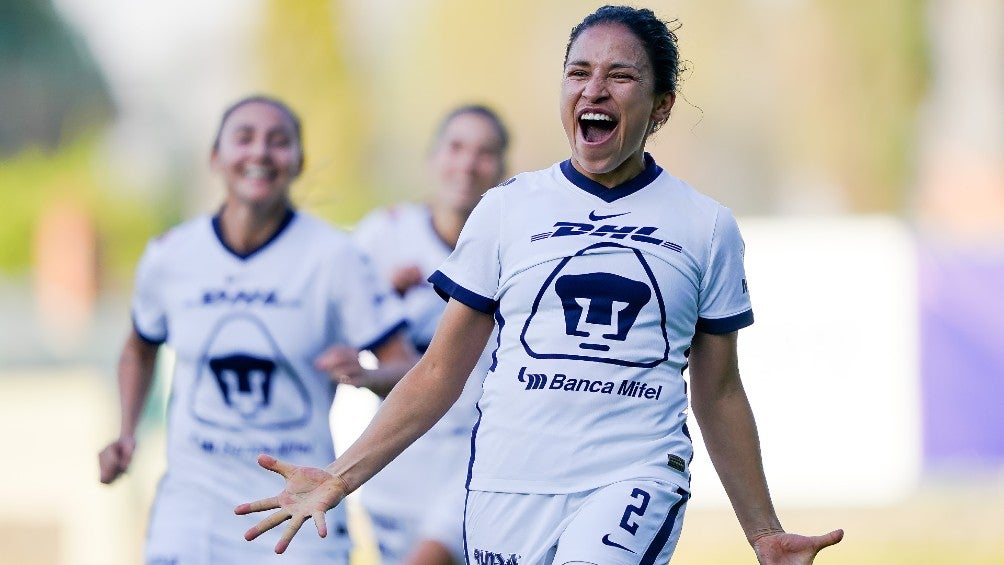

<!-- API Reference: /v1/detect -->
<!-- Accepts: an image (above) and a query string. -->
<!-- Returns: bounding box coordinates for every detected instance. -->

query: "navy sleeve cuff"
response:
[696,309,754,334]
[428,271,497,314]
[360,320,409,352]
[132,314,166,346]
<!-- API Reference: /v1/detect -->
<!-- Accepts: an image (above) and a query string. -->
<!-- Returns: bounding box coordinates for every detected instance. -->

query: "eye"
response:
[269,133,292,148]
[234,129,253,144]
[566,68,589,79]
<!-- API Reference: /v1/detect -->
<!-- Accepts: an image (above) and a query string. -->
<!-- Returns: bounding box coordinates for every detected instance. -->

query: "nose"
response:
[455,148,479,175]
[582,74,609,101]
[248,138,269,160]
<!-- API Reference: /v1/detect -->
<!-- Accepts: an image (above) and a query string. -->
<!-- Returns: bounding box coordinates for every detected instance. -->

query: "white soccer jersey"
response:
[353,203,490,563]
[132,209,405,558]
[430,155,753,495]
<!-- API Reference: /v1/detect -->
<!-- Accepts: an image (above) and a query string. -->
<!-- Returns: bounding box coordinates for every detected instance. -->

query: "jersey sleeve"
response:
[130,239,168,345]
[330,241,408,352]
[428,189,502,313]
[696,207,754,334]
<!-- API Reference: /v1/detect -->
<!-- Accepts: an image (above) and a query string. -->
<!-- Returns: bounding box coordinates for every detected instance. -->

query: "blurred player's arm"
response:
[237,299,494,554]
[689,330,842,564]
[97,328,159,484]
[314,330,419,397]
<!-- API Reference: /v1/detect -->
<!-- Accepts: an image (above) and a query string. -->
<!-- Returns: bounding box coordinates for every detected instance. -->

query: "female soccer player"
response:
[236,7,844,564]
[97,95,417,564]
[352,105,509,565]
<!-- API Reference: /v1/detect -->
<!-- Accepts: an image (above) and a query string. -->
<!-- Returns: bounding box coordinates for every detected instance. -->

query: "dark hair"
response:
[564,5,682,96]
[432,104,510,154]
[212,95,304,157]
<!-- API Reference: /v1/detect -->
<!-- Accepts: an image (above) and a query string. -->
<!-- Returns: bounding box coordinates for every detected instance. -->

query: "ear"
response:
[209,147,222,171]
[651,91,676,126]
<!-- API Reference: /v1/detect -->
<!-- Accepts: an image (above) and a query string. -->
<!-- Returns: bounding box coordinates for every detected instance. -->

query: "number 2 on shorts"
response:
[618,488,651,535]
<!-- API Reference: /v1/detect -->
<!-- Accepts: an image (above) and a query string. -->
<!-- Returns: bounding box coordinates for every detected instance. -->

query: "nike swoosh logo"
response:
[588,211,629,221]
[601,534,636,553]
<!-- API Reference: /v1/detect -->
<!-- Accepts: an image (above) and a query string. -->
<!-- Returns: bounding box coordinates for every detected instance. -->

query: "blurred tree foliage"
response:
[804,0,928,212]
[255,0,373,227]
[0,0,176,278]
[0,0,112,156]
[0,137,176,281]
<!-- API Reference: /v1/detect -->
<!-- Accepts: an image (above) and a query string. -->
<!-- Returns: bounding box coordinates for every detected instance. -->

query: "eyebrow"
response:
[565,59,643,72]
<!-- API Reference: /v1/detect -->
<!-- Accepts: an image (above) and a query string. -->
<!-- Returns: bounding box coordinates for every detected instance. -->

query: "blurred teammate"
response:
[352,105,509,565]
[236,6,844,564]
[97,95,417,564]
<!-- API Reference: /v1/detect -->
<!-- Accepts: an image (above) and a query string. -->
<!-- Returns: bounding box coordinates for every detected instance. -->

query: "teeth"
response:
[581,112,614,122]
[244,165,270,179]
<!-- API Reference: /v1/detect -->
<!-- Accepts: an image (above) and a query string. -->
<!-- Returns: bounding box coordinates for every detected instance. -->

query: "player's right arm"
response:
[236,298,494,554]
[98,328,159,484]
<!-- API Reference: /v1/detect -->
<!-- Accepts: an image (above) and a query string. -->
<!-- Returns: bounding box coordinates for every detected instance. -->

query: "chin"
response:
[576,154,621,175]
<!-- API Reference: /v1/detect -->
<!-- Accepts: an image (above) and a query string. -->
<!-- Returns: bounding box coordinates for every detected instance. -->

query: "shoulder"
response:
[654,171,737,228]
[355,202,427,233]
[143,214,212,258]
[497,163,561,192]
[289,211,356,250]
[478,163,561,208]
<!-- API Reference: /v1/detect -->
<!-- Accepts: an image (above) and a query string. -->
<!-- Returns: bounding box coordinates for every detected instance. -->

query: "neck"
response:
[574,152,647,188]
[428,203,469,250]
[218,199,290,255]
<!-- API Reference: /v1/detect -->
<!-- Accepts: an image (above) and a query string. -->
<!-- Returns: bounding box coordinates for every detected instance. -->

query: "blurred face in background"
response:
[211,101,303,210]
[429,112,507,217]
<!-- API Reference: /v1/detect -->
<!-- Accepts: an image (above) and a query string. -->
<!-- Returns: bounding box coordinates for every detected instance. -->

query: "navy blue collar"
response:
[212,206,296,260]
[560,153,663,203]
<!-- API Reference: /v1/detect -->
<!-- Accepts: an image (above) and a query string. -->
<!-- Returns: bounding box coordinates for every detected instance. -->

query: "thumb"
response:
[813,529,844,550]
[256,453,295,478]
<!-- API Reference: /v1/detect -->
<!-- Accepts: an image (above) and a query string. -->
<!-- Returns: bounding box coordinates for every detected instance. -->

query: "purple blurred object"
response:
[920,244,1004,471]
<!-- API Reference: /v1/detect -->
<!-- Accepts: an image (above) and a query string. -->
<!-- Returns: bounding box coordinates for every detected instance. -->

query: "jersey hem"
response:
[467,468,691,496]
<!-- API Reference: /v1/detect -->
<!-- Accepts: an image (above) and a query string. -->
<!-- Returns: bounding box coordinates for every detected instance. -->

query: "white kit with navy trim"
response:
[430,155,753,495]
[132,209,405,559]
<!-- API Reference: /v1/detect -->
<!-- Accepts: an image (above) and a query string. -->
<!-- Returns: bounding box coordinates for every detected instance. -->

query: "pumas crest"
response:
[520,242,669,367]
[191,313,311,430]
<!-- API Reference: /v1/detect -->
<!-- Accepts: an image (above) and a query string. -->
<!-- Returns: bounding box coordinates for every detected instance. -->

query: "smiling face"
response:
[429,111,507,217]
[560,23,675,188]
[211,101,303,210]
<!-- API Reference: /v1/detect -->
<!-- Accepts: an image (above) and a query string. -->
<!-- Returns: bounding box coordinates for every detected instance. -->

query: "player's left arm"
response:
[314,331,418,397]
[689,330,843,564]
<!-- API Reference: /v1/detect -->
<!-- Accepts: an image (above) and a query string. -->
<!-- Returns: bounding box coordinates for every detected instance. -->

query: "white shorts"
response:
[464,480,689,565]
[145,476,351,565]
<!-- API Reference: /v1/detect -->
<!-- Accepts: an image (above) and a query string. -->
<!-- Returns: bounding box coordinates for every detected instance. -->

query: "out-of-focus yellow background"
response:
[2,1,1003,564]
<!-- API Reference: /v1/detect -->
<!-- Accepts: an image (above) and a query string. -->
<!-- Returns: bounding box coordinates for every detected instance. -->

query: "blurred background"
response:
[1,0,1002,563]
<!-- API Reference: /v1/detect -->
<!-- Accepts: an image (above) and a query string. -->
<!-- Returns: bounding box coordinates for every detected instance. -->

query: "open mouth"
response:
[579,112,618,144]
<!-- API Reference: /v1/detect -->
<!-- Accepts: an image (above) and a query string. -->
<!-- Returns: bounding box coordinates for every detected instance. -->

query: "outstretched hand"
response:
[753,529,844,564]
[234,454,349,554]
